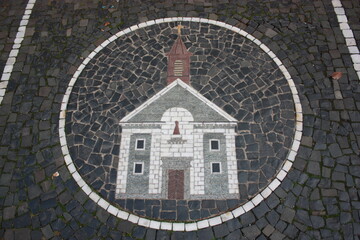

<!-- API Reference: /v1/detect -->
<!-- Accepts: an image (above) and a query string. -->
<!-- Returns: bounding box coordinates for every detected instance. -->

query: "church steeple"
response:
[166,25,192,85]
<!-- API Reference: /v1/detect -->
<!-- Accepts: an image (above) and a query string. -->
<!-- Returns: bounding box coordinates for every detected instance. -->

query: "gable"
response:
[121,79,237,123]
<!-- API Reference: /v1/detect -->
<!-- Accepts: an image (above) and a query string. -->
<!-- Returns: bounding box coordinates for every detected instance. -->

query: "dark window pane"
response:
[212,163,220,173]
[134,163,143,173]
[136,139,145,149]
[211,140,219,150]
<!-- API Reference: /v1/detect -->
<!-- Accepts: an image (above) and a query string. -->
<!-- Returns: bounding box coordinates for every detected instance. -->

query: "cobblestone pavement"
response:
[1,0,360,239]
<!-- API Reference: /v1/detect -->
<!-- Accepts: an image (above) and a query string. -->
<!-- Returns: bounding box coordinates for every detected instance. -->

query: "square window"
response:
[210,139,220,151]
[135,139,145,150]
[134,162,143,174]
[211,162,221,173]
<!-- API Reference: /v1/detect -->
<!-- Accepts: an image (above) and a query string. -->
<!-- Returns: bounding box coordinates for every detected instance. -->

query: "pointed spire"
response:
[166,25,192,85]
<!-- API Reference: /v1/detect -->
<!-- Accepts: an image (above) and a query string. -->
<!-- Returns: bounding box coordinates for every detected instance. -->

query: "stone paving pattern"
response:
[66,21,295,221]
[0,0,360,239]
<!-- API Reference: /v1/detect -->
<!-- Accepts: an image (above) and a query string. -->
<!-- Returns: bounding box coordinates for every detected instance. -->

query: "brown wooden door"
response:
[168,170,184,199]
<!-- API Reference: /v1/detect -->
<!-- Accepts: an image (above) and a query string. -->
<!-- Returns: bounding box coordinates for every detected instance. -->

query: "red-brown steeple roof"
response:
[166,28,192,85]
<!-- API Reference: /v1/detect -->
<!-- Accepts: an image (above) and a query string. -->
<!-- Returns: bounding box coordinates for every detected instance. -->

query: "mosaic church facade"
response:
[116,31,239,200]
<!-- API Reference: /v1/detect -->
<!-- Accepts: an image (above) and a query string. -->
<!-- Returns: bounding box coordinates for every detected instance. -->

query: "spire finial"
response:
[176,25,184,35]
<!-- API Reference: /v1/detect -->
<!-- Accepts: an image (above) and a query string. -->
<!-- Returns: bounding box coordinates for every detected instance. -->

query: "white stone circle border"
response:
[59,18,303,231]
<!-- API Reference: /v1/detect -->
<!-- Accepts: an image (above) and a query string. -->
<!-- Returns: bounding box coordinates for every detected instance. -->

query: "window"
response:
[173,60,183,76]
[210,139,220,151]
[211,162,221,174]
[135,139,145,150]
[133,162,144,174]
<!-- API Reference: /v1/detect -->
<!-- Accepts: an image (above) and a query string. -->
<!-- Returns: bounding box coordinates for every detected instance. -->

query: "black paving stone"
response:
[197,228,214,240]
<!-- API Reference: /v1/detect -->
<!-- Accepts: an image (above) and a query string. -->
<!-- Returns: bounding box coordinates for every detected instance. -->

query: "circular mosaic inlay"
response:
[60,18,302,229]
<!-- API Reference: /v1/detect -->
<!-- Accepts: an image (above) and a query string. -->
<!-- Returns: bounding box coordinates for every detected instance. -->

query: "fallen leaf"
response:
[104,22,110,26]
[331,72,342,80]
[52,171,59,178]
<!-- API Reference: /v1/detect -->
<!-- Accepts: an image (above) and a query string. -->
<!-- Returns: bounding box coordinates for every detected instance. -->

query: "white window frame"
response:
[211,162,222,174]
[133,162,144,175]
[209,139,220,151]
[135,139,146,150]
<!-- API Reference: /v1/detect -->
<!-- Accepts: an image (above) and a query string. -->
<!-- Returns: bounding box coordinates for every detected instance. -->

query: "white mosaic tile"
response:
[148,220,160,229]
[283,161,293,172]
[349,47,360,54]
[20,19,29,26]
[67,163,76,174]
[185,223,198,231]
[354,64,360,71]
[288,150,297,162]
[276,169,287,181]
[199,18,209,23]
[334,7,345,15]
[340,22,350,30]
[155,19,164,24]
[128,214,140,224]
[273,57,282,66]
[208,216,222,226]
[173,223,185,231]
[243,201,255,212]
[251,194,264,206]
[269,179,281,191]
[342,29,354,38]
[260,44,270,53]
[220,212,234,222]
[64,154,72,165]
[89,192,100,203]
[351,54,360,64]
[146,20,156,26]
[160,222,172,230]
[129,25,140,31]
[292,140,301,152]
[268,51,276,59]
[260,187,273,199]
[332,0,342,7]
[82,184,92,195]
[197,219,209,229]
[296,121,303,131]
[138,22,147,29]
[1,73,10,81]
[232,206,245,218]
[138,218,150,227]
[4,65,14,73]
[107,205,119,216]
[231,26,241,34]
[253,39,261,46]
[0,81,8,88]
[246,34,255,41]
[61,145,69,155]
[346,38,357,46]
[238,29,248,37]
[117,210,129,220]
[337,15,348,23]
[9,49,19,57]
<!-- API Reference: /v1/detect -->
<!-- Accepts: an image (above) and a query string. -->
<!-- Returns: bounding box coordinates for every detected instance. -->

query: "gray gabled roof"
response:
[120,79,237,123]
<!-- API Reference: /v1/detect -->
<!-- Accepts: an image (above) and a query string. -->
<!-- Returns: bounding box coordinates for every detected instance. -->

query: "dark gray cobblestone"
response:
[0,0,359,239]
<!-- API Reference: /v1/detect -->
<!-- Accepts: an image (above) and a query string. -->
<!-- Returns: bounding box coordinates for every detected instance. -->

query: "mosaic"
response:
[65,21,296,221]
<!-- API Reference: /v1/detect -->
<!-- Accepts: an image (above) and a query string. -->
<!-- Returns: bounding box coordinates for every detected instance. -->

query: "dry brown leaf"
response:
[331,72,342,80]
[104,22,110,26]
[52,171,59,178]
